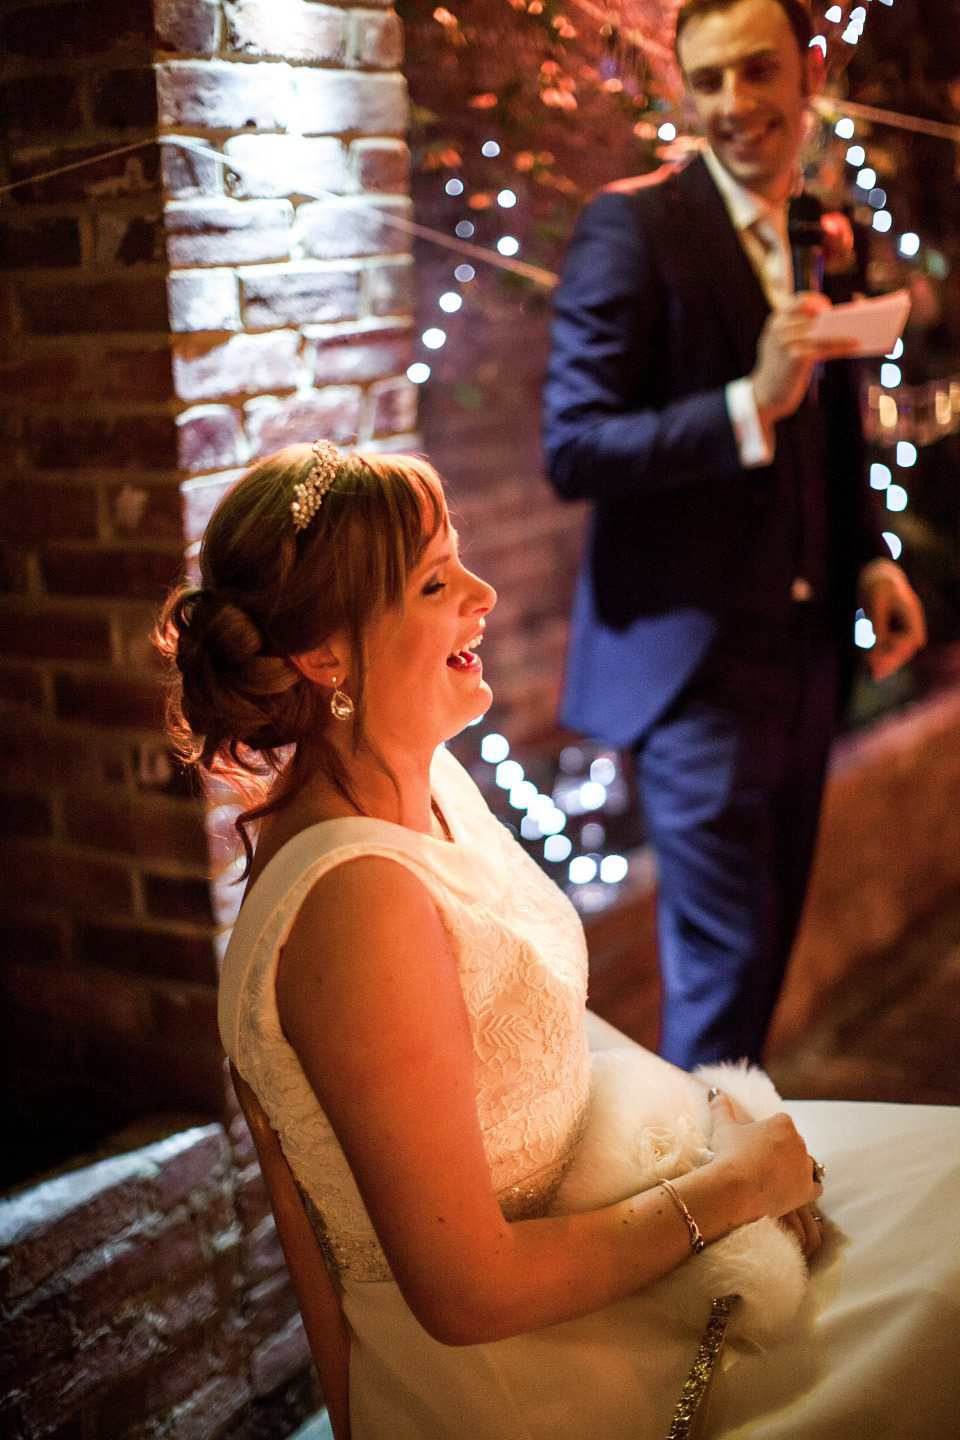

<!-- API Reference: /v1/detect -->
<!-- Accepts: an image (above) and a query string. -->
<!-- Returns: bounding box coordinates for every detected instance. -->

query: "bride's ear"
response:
[290,642,345,687]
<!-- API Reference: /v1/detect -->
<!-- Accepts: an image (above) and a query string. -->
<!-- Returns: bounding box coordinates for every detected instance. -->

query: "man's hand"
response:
[859,559,927,680]
[750,293,858,431]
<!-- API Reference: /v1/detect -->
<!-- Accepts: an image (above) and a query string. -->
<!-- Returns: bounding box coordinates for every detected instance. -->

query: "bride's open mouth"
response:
[446,633,483,670]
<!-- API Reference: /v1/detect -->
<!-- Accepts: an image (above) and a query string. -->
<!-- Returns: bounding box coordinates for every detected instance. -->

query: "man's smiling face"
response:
[679,0,823,203]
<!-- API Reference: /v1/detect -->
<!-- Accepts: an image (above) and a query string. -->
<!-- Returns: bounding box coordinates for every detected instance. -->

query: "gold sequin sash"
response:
[665,1294,740,1440]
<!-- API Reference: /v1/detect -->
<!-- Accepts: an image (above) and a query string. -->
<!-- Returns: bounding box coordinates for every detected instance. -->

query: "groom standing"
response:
[543,0,926,1068]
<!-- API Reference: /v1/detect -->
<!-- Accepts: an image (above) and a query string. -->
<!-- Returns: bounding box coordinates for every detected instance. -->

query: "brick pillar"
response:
[0,0,414,1179]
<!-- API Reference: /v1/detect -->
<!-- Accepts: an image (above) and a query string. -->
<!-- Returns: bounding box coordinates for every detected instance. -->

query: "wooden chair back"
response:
[230,1062,352,1440]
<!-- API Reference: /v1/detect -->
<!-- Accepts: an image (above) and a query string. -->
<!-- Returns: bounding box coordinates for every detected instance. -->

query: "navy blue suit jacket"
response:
[543,155,884,746]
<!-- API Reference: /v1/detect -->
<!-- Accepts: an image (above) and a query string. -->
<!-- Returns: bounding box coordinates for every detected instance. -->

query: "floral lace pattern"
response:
[223,748,591,1283]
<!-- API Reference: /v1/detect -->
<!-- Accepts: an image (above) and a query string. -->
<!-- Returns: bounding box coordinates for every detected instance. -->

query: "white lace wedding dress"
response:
[219,745,960,1439]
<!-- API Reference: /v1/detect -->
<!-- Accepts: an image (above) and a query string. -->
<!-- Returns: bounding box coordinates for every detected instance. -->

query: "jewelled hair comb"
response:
[291,439,341,532]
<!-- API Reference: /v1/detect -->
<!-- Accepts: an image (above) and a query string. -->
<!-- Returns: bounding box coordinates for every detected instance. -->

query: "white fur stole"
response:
[549,1049,807,1346]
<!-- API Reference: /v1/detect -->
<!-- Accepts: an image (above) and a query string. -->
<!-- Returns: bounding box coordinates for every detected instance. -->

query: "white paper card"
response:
[808,288,911,357]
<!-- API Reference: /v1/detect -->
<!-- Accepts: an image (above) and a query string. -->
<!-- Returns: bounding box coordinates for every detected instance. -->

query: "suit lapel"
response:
[671,155,770,378]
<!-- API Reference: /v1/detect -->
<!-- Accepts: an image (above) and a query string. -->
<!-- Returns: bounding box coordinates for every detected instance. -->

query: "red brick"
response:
[21,276,168,335]
[108,480,186,542]
[177,404,247,472]
[89,67,158,130]
[0,1153,149,1303]
[293,69,406,137]
[148,1272,221,1345]
[372,376,418,437]
[0,603,112,662]
[100,344,175,402]
[142,873,215,925]
[172,330,300,403]
[301,197,411,261]
[224,0,346,61]
[0,661,49,713]
[0,720,129,788]
[353,138,411,194]
[54,669,166,727]
[0,908,68,965]
[77,919,218,984]
[140,1322,239,1414]
[223,132,348,201]
[0,482,99,543]
[164,199,293,268]
[0,75,83,141]
[151,983,219,1047]
[26,414,175,469]
[239,264,360,326]
[18,1315,159,1431]
[0,1,152,61]
[0,846,134,913]
[181,473,237,544]
[43,546,182,603]
[151,1372,250,1440]
[241,1214,283,1286]
[63,792,209,864]
[0,789,53,838]
[0,1291,73,1394]
[160,137,222,199]
[244,389,362,457]
[3,142,161,205]
[249,1313,309,1397]
[150,1124,228,1207]
[167,270,240,333]
[365,256,414,316]
[153,0,219,55]
[0,348,95,404]
[308,327,411,385]
[92,211,165,267]
[351,7,403,69]
[69,1217,208,1327]
[0,218,81,270]
[156,59,291,131]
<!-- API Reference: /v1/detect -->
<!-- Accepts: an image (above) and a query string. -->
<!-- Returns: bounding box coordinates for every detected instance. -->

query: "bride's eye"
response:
[423,579,447,595]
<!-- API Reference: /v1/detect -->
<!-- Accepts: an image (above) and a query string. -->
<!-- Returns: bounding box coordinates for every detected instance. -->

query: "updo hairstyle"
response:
[156,444,446,871]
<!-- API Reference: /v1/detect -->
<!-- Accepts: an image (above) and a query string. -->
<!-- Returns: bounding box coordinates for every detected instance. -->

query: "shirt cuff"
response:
[726,378,774,468]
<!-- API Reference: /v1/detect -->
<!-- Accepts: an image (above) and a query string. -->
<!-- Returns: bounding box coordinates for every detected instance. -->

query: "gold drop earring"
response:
[329,676,354,721]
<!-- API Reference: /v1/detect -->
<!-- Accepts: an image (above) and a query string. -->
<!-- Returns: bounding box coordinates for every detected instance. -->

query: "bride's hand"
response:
[779,1204,823,1259]
[709,1094,823,1220]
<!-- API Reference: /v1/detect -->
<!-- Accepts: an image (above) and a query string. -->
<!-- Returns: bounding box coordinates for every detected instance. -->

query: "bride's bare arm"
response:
[276,858,821,1346]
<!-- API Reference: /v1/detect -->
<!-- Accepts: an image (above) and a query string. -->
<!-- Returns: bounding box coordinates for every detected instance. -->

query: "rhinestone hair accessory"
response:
[291,439,341,532]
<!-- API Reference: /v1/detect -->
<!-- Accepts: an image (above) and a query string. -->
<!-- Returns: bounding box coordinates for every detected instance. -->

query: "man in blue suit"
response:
[543,0,926,1068]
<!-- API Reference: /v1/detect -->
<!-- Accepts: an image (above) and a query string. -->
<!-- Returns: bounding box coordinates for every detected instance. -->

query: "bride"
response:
[159,440,960,1439]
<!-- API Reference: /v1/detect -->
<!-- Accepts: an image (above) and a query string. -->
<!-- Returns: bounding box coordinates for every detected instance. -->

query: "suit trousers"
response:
[634,608,841,1069]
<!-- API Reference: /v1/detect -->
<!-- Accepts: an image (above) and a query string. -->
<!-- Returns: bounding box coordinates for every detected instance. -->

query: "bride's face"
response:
[360,517,496,755]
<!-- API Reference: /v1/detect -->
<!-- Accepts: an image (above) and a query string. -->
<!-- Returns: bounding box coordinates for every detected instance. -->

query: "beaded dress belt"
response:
[665,1295,740,1440]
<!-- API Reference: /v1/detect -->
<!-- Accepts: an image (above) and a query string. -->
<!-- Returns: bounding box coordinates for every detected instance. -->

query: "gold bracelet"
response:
[659,1178,706,1254]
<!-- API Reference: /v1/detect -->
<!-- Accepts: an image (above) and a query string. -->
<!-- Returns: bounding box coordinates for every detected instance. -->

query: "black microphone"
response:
[788,193,825,294]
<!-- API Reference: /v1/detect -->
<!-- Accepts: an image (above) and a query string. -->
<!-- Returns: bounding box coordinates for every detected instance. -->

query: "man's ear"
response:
[290,643,344,686]
[803,39,826,100]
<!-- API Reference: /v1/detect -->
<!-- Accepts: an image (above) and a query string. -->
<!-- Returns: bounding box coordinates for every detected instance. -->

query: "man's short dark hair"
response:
[674,0,813,61]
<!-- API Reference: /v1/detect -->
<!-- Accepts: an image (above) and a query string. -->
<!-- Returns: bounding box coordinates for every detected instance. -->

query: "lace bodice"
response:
[219,746,591,1282]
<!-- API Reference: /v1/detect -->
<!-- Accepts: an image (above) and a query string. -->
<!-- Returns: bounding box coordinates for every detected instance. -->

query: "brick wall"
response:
[0,1117,317,1440]
[0,0,413,1175]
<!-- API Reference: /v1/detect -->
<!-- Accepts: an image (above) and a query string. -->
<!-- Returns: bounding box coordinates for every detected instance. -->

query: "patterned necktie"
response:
[749,214,792,309]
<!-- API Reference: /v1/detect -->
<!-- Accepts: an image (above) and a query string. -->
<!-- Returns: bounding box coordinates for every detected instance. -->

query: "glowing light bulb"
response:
[872,210,892,233]
[543,834,572,863]
[835,116,855,139]
[899,232,920,258]
[870,463,891,490]
[480,732,509,763]
[406,362,431,384]
[600,854,629,884]
[886,484,908,512]
[896,441,917,468]
[454,220,475,239]
[497,235,520,256]
[886,338,904,360]
[439,291,462,313]
[495,759,524,789]
[882,531,902,560]
[855,614,876,648]
[445,178,464,196]
[496,188,517,208]
[421,327,446,349]
[590,756,617,785]
[880,363,901,388]
[569,856,598,884]
[454,263,475,282]
[657,122,677,141]
[845,144,866,166]
[825,4,842,20]
[856,167,876,190]
[481,140,500,157]
[868,188,887,209]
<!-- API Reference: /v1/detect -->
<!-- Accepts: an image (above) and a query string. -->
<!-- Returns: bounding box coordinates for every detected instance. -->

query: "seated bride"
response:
[158,440,960,1439]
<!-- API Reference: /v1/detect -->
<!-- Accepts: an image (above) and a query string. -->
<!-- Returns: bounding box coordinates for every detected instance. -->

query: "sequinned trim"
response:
[665,1294,740,1440]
